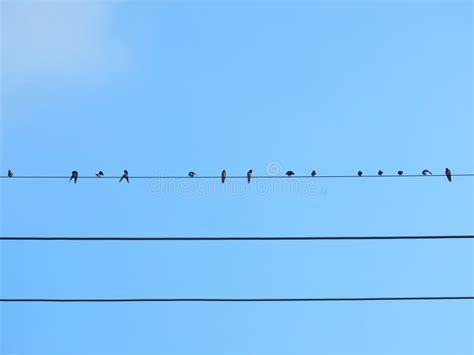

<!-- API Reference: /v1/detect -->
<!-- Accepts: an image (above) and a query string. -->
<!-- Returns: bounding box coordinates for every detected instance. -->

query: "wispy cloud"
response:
[1,1,129,84]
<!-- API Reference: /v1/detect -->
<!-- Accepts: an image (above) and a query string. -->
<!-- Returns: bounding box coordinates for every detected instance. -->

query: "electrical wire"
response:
[1,296,473,303]
[1,235,473,241]
[1,173,474,179]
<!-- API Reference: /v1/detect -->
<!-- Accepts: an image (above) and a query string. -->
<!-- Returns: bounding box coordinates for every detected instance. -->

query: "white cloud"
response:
[1,1,129,83]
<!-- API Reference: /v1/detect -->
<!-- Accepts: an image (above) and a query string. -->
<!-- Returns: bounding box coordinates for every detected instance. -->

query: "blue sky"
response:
[1,1,473,354]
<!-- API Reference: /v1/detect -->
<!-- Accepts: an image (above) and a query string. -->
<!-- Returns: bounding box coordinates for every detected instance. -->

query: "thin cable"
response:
[1,174,473,179]
[1,235,473,241]
[1,296,473,303]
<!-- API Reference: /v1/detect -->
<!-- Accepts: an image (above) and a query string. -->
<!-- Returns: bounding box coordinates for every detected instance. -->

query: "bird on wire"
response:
[445,168,452,182]
[70,171,78,184]
[119,170,129,183]
[6,167,465,182]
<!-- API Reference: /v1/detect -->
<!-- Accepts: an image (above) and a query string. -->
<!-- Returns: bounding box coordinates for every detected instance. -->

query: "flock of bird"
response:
[5,168,453,183]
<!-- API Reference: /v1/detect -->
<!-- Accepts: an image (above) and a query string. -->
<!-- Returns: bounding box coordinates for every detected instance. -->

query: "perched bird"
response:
[378,170,384,176]
[422,169,432,176]
[188,171,196,177]
[70,171,78,184]
[96,171,104,177]
[7,169,13,177]
[286,171,295,176]
[445,168,452,182]
[247,169,253,184]
[119,170,129,183]
[357,171,363,177]
[311,170,317,177]
[221,169,226,184]
[397,170,403,176]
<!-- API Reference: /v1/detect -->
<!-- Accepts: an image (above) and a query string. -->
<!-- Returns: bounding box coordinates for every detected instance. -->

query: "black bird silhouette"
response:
[397,170,403,176]
[422,169,432,176]
[70,171,78,184]
[7,169,13,177]
[357,171,363,176]
[221,170,226,184]
[311,170,317,177]
[247,169,253,183]
[378,170,384,176]
[445,168,452,182]
[119,170,129,183]
[286,171,295,176]
[96,171,104,177]
[188,171,196,177]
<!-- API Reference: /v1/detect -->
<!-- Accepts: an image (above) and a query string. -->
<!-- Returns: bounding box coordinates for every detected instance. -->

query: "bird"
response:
[7,169,13,177]
[247,169,253,183]
[378,170,384,176]
[96,171,104,177]
[422,169,432,176]
[357,171,363,176]
[188,171,196,177]
[119,170,129,183]
[445,168,452,182]
[221,169,226,184]
[397,170,403,176]
[70,171,78,183]
[311,170,317,177]
[286,171,295,176]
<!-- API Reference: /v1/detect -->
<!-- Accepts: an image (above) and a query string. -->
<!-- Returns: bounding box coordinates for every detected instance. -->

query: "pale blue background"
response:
[1,1,473,354]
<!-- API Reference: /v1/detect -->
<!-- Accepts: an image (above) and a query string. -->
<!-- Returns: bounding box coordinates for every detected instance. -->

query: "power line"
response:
[1,296,473,303]
[1,174,473,179]
[1,235,473,241]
